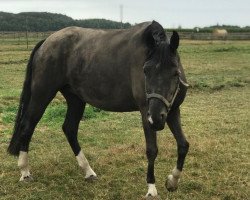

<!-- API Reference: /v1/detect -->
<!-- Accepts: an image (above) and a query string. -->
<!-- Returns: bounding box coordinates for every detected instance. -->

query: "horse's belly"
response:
[82,93,139,112]
[87,98,139,112]
[73,82,139,112]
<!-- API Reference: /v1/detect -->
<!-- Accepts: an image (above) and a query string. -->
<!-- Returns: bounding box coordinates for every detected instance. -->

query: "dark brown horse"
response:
[8,21,189,198]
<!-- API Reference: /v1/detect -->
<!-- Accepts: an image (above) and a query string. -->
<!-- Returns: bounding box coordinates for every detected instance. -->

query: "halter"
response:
[146,77,188,112]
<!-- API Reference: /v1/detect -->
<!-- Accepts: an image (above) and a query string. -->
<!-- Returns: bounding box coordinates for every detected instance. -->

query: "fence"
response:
[0,32,52,40]
[0,32,53,49]
[167,32,250,40]
[1,31,250,45]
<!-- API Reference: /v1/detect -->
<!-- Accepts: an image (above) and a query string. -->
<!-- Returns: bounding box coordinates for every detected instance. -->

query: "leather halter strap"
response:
[147,85,180,111]
[179,77,189,87]
[146,77,188,111]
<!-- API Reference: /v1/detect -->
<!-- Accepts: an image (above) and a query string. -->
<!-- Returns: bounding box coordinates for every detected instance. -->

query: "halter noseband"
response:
[146,77,188,112]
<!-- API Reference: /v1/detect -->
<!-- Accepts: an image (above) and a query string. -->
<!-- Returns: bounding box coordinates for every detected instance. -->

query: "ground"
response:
[0,37,249,199]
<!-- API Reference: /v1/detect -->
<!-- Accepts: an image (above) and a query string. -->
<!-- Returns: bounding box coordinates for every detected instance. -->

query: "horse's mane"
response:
[142,21,168,62]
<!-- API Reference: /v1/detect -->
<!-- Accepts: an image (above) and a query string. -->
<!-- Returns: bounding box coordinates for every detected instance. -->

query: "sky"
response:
[0,0,249,28]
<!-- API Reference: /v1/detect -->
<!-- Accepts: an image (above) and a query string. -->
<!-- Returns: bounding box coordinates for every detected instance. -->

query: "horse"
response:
[7,21,189,198]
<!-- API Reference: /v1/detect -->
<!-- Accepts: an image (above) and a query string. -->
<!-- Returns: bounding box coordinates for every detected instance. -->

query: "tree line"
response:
[0,12,131,31]
[0,11,249,33]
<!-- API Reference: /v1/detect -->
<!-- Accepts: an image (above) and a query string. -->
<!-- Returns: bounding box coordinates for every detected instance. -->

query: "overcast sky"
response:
[0,0,249,28]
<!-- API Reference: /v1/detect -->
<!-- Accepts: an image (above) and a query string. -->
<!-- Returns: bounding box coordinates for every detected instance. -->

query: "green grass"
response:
[0,39,249,200]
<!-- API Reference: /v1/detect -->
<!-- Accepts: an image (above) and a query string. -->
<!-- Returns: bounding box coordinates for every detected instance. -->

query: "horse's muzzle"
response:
[147,112,167,131]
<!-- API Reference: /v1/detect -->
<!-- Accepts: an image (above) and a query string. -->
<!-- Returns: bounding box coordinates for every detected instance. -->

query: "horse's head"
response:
[143,27,185,131]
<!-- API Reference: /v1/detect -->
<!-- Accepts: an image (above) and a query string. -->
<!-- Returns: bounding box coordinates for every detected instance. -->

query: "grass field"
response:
[0,38,249,200]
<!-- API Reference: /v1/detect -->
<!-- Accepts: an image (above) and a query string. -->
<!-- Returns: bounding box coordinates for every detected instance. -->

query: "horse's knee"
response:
[176,140,189,171]
[146,147,158,161]
[62,115,79,132]
[62,123,77,139]
[62,122,77,138]
[62,122,80,155]
[178,141,189,156]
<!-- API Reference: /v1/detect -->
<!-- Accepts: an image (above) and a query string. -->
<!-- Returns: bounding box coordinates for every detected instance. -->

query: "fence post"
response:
[25,17,29,49]
[25,31,28,49]
[18,32,20,45]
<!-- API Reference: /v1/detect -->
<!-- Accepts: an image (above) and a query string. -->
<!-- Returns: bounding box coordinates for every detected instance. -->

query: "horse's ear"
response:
[170,31,179,51]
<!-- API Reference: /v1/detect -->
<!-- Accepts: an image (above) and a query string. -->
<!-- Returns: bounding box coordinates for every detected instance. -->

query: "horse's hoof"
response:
[19,175,34,182]
[166,186,178,192]
[165,175,178,192]
[84,175,98,182]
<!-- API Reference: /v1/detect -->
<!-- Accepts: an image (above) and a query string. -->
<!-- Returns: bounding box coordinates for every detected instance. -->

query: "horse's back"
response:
[32,24,149,111]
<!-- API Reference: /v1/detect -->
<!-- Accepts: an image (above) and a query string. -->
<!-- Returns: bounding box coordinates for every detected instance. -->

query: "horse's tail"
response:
[7,39,45,156]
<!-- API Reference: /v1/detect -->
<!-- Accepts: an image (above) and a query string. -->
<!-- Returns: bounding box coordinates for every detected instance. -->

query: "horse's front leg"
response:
[141,111,158,198]
[166,107,189,192]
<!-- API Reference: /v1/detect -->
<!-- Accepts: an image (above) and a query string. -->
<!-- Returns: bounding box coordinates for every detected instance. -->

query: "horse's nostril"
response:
[161,113,166,121]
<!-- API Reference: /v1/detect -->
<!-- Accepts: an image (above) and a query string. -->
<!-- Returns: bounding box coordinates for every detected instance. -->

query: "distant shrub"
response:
[0,11,131,31]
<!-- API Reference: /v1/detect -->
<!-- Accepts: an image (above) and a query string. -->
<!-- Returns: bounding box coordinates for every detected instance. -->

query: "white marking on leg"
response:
[18,151,31,181]
[76,150,97,179]
[172,167,181,178]
[146,183,158,197]
[167,167,182,191]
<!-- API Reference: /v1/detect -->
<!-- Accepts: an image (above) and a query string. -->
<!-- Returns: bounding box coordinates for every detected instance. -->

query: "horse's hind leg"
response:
[18,90,56,181]
[61,88,97,180]
[166,107,189,191]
